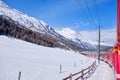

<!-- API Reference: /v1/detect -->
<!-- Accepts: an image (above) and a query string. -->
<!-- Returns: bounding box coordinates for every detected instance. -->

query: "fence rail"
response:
[63,60,96,80]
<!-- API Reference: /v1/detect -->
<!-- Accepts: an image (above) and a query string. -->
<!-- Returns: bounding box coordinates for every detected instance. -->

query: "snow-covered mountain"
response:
[0,0,83,51]
[56,28,112,50]
[0,0,58,35]
[0,0,111,51]
[56,28,97,50]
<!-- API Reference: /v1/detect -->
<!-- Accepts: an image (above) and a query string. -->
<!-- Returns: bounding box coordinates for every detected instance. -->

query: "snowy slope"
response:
[0,36,95,80]
[88,62,115,80]
[0,0,84,51]
[56,28,97,50]
[0,36,115,80]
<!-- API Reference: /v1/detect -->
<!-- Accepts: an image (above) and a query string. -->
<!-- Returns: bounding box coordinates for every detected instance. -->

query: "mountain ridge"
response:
[0,0,83,51]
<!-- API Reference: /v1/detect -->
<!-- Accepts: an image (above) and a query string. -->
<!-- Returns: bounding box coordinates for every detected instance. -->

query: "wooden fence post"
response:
[74,62,76,68]
[94,61,96,68]
[18,71,21,80]
[60,65,62,73]
[70,73,72,80]
[89,67,91,75]
[81,69,84,79]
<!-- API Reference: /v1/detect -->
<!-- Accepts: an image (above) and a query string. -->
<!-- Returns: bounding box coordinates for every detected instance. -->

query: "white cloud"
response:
[80,28,116,45]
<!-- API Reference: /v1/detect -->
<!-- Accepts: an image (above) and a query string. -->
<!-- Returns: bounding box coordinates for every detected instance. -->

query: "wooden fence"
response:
[63,60,96,80]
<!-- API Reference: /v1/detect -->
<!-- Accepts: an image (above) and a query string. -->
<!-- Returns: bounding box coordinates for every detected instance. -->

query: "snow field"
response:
[0,36,95,80]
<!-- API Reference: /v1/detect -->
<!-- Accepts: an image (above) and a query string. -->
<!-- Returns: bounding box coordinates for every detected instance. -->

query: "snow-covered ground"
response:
[88,62,115,80]
[0,36,95,80]
[0,36,114,80]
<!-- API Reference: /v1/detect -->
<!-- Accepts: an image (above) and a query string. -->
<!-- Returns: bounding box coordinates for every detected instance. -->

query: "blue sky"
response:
[3,0,117,31]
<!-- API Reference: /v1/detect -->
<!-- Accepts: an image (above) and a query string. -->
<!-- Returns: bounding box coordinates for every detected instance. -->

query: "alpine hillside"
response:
[0,0,82,51]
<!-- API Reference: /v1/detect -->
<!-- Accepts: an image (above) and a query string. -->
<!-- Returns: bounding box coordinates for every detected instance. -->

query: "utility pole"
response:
[98,25,100,64]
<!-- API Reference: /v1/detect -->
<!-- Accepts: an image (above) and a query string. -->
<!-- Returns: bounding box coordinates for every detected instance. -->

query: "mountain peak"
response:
[56,28,97,50]
[60,28,76,34]
[56,28,76,38]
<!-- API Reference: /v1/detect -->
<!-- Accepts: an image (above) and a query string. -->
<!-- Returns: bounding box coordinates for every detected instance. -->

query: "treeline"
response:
[0,15,82,52]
